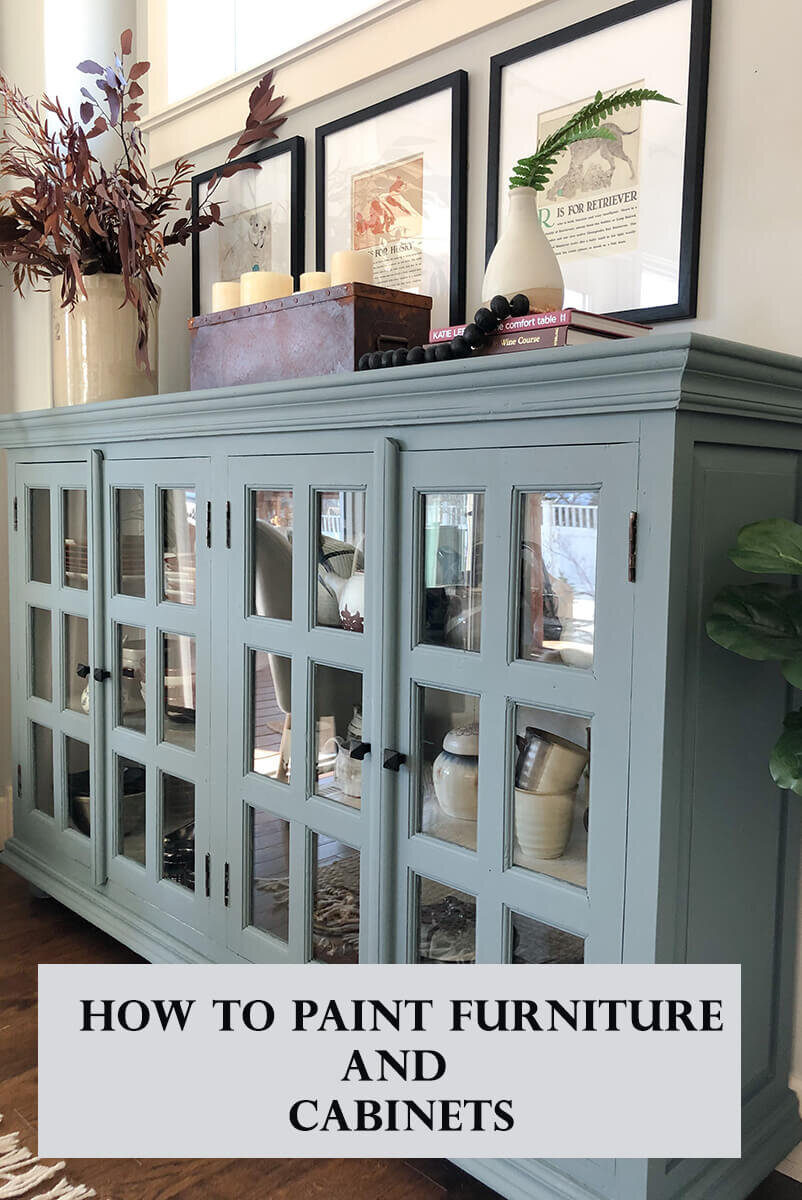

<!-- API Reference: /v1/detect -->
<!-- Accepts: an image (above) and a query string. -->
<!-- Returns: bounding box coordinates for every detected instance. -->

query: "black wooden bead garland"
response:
[357,294,532,371]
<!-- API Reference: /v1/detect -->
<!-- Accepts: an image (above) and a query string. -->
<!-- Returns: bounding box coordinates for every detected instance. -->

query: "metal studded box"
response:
[188,281,432,389]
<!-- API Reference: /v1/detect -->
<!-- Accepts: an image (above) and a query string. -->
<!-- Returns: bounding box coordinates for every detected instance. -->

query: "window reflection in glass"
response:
[312,663,363,808]
[518,491,598,669]
[311,833,359,962]
[420,492,484,652]
[64,614,90,714]
[416,875,476,964]
[117,756,146,866]
[315,490,366,633]
[162,633,196,751]
[30,489,51,583]
[510,911,584,964]
[251,649,291,782]
[63,489,88,590]
[66,736,91,837]
[249,807,290,942]
[32,723,54,817]
[512,704,590,889]
[115,488,145,597]
[162,773,195,891]
[118,624,146,733]
[30,607,52,701]
[162,488,196,605]
[251,490,293,619]
[418,684,479,851]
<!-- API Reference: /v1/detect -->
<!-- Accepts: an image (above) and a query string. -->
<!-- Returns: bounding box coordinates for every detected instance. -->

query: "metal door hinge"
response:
[225,501,231,549]
[628,511,638,582]
[206,501,212,549]
[224,861,230,906]
[17,763,22,798]
[12,497,18,532]
[204,852,211,898]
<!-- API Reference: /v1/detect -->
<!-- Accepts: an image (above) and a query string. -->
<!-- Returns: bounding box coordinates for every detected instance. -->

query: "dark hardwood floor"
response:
[0,861,798,1200]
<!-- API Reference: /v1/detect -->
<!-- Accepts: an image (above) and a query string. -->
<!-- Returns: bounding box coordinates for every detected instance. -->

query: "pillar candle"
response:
[330,249,374,286]
[211,281,241,312]
[240,271,294,304]
[299,271,331,292]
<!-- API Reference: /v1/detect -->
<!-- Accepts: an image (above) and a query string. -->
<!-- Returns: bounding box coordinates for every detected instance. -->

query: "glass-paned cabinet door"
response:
[392,442,638,965]
[103,457,213,941]
[12,461,94,873]
[225,450,381,964]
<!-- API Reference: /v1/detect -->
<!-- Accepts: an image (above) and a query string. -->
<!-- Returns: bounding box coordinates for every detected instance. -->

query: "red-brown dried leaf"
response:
[128,61,150,81]
[120,29,133,56]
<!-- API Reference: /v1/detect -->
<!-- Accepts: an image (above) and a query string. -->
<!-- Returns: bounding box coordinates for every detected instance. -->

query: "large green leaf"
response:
[782,658,802,688]
[706,583,802,660]
[770,710,802,795]
[729,519,802,575]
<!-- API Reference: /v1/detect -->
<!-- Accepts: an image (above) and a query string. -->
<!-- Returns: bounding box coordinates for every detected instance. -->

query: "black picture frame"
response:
[191,134,305,318]
[315,70,468,326]
[485,0,711,323]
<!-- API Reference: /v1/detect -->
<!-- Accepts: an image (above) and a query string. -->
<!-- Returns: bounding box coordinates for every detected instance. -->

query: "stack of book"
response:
[428,308,651,357]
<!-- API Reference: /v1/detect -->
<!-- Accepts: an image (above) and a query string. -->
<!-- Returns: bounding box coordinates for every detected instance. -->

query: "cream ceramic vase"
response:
[481,186,564,312]
[51,273,159,406]
[514,787,576,859]
[433,723,479,821]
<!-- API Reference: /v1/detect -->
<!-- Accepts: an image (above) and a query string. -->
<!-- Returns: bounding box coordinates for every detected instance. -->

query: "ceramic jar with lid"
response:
[433,723,479,821]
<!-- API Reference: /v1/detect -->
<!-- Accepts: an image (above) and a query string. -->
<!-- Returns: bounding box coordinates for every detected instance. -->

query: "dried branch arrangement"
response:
[0,29,286,367]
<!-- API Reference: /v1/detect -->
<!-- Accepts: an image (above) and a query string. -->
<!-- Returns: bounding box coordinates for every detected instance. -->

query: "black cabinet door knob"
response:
[383,749,406,772]
[93,667,111,683]
[76,663,91,679]
[349,741,371,761]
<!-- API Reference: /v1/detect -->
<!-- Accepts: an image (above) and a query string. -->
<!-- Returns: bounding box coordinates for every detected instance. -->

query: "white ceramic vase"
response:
[51,273,159,407]
[433,724,479,821]
[514,787,575,859]
[481,186,564,312]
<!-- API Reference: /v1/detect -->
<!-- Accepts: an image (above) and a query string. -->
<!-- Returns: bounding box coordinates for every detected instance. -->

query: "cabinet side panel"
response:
[682,442,798,1094]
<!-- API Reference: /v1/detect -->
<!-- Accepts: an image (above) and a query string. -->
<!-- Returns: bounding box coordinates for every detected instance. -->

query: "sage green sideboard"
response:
[2,333,801,1199]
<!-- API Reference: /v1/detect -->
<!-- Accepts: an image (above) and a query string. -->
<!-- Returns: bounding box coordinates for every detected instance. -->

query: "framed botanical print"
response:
[315,71,468,328]
[486,0,711,323]
[191,135,305,316]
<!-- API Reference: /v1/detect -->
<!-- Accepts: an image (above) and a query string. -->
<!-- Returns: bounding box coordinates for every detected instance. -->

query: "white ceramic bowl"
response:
[514,787,575,859]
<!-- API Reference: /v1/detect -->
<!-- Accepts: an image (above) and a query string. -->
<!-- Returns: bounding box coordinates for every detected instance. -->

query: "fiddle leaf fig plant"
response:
[706,519,802,794]
[509,87,677,192]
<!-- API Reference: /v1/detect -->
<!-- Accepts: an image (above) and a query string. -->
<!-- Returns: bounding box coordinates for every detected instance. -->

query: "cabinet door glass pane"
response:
[118,624,146,733]
[117,756,146,866]
[162,773,195,890]
[32,722,54,816]
[162,633,196,750]
[29,489,51,583]
[30,607,52,701]
[419,685,479,851]
[63,489,88,590]
[510,911,585,964]
[315,490,366,632]
[66,736,90,836]
[518,491,598,668]
[252,490,293,619]
[116,488,145,597]
[311,833,359,962]
[162,488,196,605]
[420,492,484,652]
[511,704,590,888]
[64,614,90,714]
[251,649,291,782]
[416,875,476,964]
[249,808,289,942]
[313,663,363,807]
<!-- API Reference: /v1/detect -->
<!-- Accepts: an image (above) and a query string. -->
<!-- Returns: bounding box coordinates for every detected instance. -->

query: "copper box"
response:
[188,282,432,390]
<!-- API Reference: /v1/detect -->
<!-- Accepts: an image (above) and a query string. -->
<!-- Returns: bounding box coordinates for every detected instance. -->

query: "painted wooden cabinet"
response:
[2,333,801,1199]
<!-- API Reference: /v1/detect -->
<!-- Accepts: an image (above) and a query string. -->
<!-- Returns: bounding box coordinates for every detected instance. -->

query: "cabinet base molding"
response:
[0,840,232,965]
[454,1088,802,1200]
